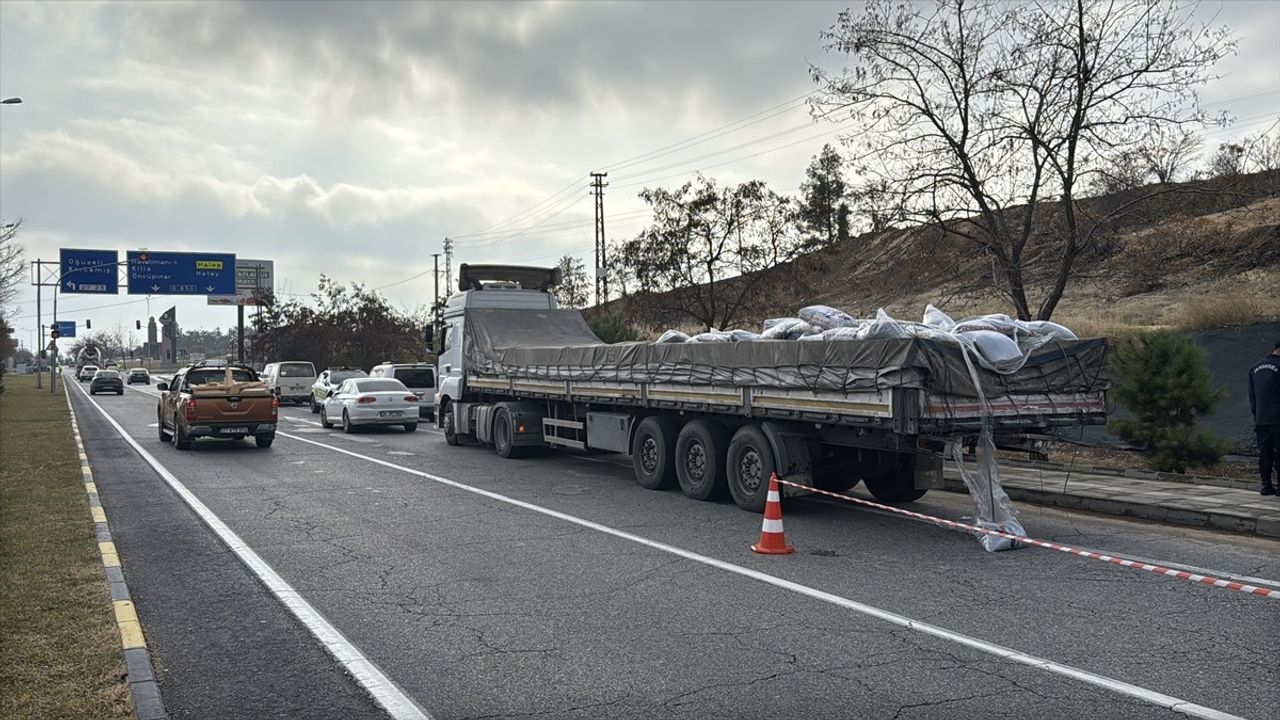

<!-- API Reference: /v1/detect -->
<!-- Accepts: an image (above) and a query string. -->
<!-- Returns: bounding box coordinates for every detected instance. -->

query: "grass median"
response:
[0,374,131,719]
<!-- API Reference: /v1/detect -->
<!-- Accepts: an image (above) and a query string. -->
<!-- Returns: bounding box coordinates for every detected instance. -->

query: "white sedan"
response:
[320,378,420,433]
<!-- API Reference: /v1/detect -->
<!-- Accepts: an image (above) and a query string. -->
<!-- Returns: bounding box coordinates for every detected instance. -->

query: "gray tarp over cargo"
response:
[461,309,1109,400]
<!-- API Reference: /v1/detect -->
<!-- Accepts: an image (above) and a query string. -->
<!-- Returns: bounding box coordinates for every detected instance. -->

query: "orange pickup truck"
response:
[157,363,278,449]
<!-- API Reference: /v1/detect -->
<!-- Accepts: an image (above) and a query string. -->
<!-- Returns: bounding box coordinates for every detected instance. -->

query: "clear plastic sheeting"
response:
[656,330,689,344]
[799,305,859,330]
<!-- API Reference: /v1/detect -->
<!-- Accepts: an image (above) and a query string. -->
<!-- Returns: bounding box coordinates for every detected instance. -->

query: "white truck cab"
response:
[434,265,560,429]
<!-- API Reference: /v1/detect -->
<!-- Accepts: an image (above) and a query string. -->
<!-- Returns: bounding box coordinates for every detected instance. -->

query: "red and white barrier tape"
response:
[775,478,1280,601]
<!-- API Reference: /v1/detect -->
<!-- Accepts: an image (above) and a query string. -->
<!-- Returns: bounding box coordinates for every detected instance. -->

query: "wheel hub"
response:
[739,449,762,492]
[640,437,659,473]
[687,442,707,481]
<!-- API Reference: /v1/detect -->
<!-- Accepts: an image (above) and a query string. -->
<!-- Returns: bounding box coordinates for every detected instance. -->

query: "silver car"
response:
[320,378,419,433]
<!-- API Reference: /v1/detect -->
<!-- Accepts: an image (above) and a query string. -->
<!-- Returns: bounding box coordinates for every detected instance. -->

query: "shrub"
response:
[1108,331,1229,472]
[588,312,641,344]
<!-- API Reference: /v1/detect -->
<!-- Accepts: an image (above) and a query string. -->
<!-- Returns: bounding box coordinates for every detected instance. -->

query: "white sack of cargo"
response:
[686,330,732,343]
[954,315,1023,337]
[922,304,957,331]
[760,318,817,340]
[857,308,910,340]
[799,304,859,330]
[656,330,690,344]
[962,329,1023,371]
[729,329,762,342]
[761,318,793,331]
[1023,320,1078,340]
[817,327,862,341]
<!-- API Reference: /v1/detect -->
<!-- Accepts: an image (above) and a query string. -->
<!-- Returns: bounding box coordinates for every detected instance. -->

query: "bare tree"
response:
[1243,125,1280,172]
[0,220,23,312]
[1140,126,1203,183]
[813,0,1231,320]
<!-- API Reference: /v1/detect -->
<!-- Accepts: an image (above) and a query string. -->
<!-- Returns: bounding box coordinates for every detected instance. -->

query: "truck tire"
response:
[174,416,193,451]
[863,470,928,503]
[256,433,275,448]
[814,464,860,493]
[158,411,171,443]
[631,416,679,490]
[726,425,776,512]
[403,422,418,433]
[441,402,462,446]
[492,407,524,458]
[675,419,729,501]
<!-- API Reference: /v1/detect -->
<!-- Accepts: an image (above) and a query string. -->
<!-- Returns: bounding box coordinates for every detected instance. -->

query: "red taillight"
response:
[357,395,377,404]
[184,399,197,422]
[403,395,417,402]
[270,396,279,419]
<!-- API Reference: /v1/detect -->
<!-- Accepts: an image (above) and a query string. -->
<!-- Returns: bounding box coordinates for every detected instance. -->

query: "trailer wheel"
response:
[631,416,678,490]
[814,465,860,493]
[726,424,776,512]
[441,401,461,446]
[676,419,729,501]
[863,469,928,503]
[492,407,525,458]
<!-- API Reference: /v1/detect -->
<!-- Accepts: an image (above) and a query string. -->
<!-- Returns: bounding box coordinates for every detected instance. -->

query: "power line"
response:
[601,90,817,173]
[450,173,589,239]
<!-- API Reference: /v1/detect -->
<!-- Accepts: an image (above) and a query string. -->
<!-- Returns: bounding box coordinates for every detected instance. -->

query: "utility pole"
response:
[431,253,441,322]
[32,259,43,388]
[443,237,453,295]
[590,171,609,304]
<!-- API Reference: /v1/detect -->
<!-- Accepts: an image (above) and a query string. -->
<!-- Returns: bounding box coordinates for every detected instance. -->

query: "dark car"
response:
[127,367,151,385]
[89,369,125,395]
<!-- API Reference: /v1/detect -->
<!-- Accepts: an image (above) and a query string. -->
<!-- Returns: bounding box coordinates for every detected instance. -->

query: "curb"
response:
[65,385,169,720]
[942,479,1280,539]
[1001,458,1255,491]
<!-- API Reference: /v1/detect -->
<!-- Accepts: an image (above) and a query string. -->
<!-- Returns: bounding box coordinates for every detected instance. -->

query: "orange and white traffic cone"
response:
[751,473,794,555]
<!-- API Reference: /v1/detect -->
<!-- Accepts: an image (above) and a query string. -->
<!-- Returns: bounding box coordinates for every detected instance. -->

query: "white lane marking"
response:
[277,430,1244,720]
[70,382,431,720]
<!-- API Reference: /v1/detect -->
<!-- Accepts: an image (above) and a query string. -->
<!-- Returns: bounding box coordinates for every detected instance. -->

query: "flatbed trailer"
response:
[434,265,1109,512]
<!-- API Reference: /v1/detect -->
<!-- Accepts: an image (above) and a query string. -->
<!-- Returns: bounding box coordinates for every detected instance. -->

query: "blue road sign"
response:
[56,321,77,338]
[59,248,119,294]
[127,251,237,295]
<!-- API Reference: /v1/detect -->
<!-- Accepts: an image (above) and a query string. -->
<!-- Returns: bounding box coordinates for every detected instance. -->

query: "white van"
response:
[264,361,317,404]
[369,362,436,419]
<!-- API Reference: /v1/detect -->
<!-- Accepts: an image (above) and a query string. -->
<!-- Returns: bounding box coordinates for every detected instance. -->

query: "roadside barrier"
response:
[750,475,794,555]
[773,478,1280,601]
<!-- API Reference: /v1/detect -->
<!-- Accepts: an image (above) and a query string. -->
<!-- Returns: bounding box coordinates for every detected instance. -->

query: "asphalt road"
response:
[68,377,1279,720]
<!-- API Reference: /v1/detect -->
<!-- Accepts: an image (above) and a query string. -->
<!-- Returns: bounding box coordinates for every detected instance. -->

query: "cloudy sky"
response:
[2,0,1277,347]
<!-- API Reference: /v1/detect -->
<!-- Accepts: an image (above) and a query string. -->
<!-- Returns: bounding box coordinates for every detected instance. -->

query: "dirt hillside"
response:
[607,170,1279,337]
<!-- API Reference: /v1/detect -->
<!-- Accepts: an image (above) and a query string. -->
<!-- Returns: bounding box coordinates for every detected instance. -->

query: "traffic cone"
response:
[751,473,794,555]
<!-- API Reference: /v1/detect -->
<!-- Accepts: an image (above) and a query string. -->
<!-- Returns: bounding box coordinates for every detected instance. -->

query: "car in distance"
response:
[89,369,125,395]
[320,378,419,433]
[369,362,437,420]
[264,361,316,404]
[310,367,368,413]
[156,363,278,450]
[78,364,100,382]
[126,367,151,385]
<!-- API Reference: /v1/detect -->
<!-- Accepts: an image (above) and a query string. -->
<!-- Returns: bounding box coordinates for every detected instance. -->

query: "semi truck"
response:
[432,265,1109,512]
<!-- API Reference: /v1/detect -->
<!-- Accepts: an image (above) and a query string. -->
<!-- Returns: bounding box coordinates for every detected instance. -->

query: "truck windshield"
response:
[280,362,315,377]
[392,368,434,388]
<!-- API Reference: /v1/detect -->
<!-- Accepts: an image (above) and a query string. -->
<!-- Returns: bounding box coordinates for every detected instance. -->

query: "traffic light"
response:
[85,319,92,329]
[136,320,142,330]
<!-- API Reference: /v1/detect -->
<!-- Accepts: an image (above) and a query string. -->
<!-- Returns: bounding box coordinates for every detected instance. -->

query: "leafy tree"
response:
[798,144,846,248]
[835,202,851,245]
[1109,331,1229,472]
[617,174,801,330]
[588,311,641,344]
[554,255,591,309]
[1207,143,1245,177]
[813,0,1231,321]
[251,276,428,370]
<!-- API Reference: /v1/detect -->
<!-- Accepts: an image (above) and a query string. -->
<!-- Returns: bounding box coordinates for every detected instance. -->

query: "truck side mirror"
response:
[157,382,169,391]
[423,325,434,345]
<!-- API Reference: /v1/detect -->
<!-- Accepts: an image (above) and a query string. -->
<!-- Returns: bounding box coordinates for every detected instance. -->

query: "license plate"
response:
[378,411,402,417]
[219,426,249,434]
